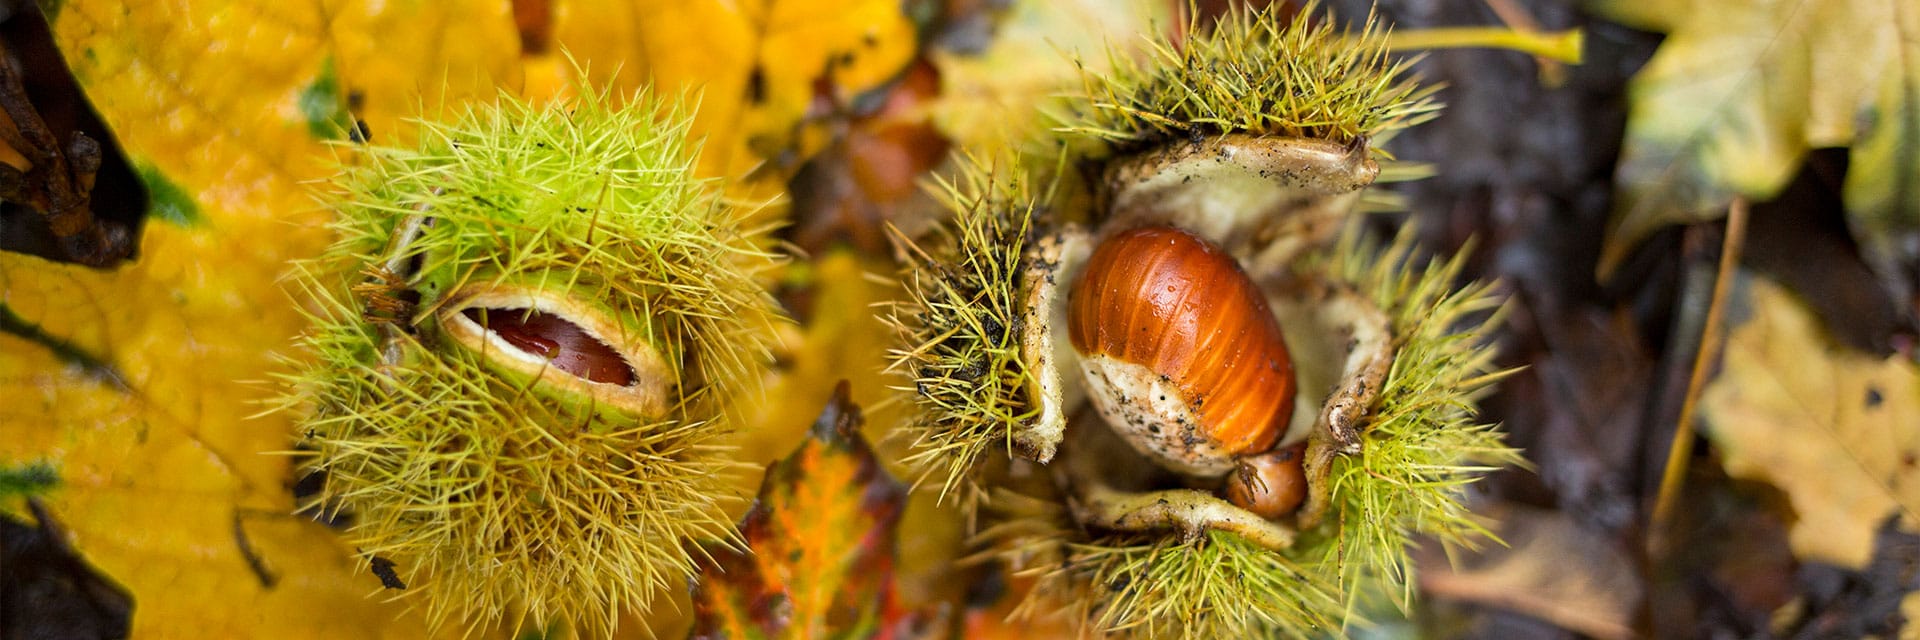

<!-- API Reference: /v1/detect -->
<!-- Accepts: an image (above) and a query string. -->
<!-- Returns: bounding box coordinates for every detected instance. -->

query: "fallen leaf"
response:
[0,0,517,636]
[735,251,904,468]
[0,500,132,639]
[929,0,1172,154]
[543,0,918,188]
[1700,273,1920,569]
[1416,504,1641,640]
[1591,0,1920,284]
[787,59,950,255]
[725,251,970,625]
[1903,592,1920,638]
[691,382,916,640]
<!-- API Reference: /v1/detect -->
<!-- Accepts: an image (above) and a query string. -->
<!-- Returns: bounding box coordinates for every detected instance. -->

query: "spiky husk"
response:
[893,5,1512,635]
[283,85,778,634]
[1060,3,1439,153]
[1311,224,1523,609]
[994,488,1341,638]
[891,2,1443,510]
[1039,530,1344,639]
[986,225,1517,638]
[885,157,1050,507]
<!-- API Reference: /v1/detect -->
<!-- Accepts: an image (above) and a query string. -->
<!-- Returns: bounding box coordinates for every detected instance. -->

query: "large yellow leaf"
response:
[2,0,920,636]
[930,0,1172,154]
[1592,0,1920,280]
[0,1,518,636]
[1699,274,1920,569]
[545,0,918,188]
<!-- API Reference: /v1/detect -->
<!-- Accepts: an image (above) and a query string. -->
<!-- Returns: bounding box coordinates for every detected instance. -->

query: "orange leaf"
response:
[692,382,914,640]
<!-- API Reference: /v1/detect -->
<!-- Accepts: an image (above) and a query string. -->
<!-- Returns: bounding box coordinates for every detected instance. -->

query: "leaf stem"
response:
[1649,197,1749,548]
[1380,27,1585,64]
[1479,0,1573,85]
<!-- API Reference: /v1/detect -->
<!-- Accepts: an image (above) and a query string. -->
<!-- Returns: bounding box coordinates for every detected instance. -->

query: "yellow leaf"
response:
[5,0,920,636]
[1700,274,1920,569]
[1,0,516,636]
[1592,0,1920,277]
[1903,591,1920,639]
[735,251,904,468]
[930,0,1172,153]
[545,0,917,186]
[692,384,912,639]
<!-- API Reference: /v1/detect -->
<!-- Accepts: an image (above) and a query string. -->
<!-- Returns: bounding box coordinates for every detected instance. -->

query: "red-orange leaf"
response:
[691,382,914,640]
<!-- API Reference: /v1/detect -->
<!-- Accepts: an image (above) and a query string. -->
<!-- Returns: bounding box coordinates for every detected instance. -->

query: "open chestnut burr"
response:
[886,6,1517,637]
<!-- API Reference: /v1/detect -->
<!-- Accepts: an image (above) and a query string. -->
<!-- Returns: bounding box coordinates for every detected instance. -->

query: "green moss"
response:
[0,461,58,500]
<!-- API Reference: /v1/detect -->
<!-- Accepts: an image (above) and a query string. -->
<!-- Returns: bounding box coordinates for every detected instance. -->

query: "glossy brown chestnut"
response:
[461,307,635,386]
[1068,225,1297,474]
[1222,444,1307,520]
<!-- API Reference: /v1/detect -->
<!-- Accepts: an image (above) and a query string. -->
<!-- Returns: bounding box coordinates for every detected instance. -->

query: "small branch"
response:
[1649,198,1750,551]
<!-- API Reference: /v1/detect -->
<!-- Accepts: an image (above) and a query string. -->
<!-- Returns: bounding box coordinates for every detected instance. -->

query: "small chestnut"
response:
[1222,444,1307,519]
[1067,225,1297,476]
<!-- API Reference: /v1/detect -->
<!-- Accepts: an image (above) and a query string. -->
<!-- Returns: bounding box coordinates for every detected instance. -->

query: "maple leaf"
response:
[1699,273,1920,569]
[690,382,915,640]
[1592,0,1920,294]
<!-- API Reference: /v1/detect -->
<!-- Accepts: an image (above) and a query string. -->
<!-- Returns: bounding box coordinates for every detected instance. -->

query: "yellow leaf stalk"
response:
[278,83,779,635]
[891,4,1520,637]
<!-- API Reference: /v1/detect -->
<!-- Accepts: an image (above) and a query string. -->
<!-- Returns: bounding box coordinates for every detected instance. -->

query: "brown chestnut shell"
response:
[1067,225,1297,475]
[1222,444,1308,520]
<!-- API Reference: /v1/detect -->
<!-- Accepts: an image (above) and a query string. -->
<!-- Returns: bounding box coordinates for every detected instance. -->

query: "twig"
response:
[1648,197,1750,550]
[1381,27,1584,64]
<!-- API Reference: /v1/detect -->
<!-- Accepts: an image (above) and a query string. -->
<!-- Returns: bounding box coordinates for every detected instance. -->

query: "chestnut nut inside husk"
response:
[1000,136,1401,538]
[1222,444,1308,520]
[1067,225,1298,478]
